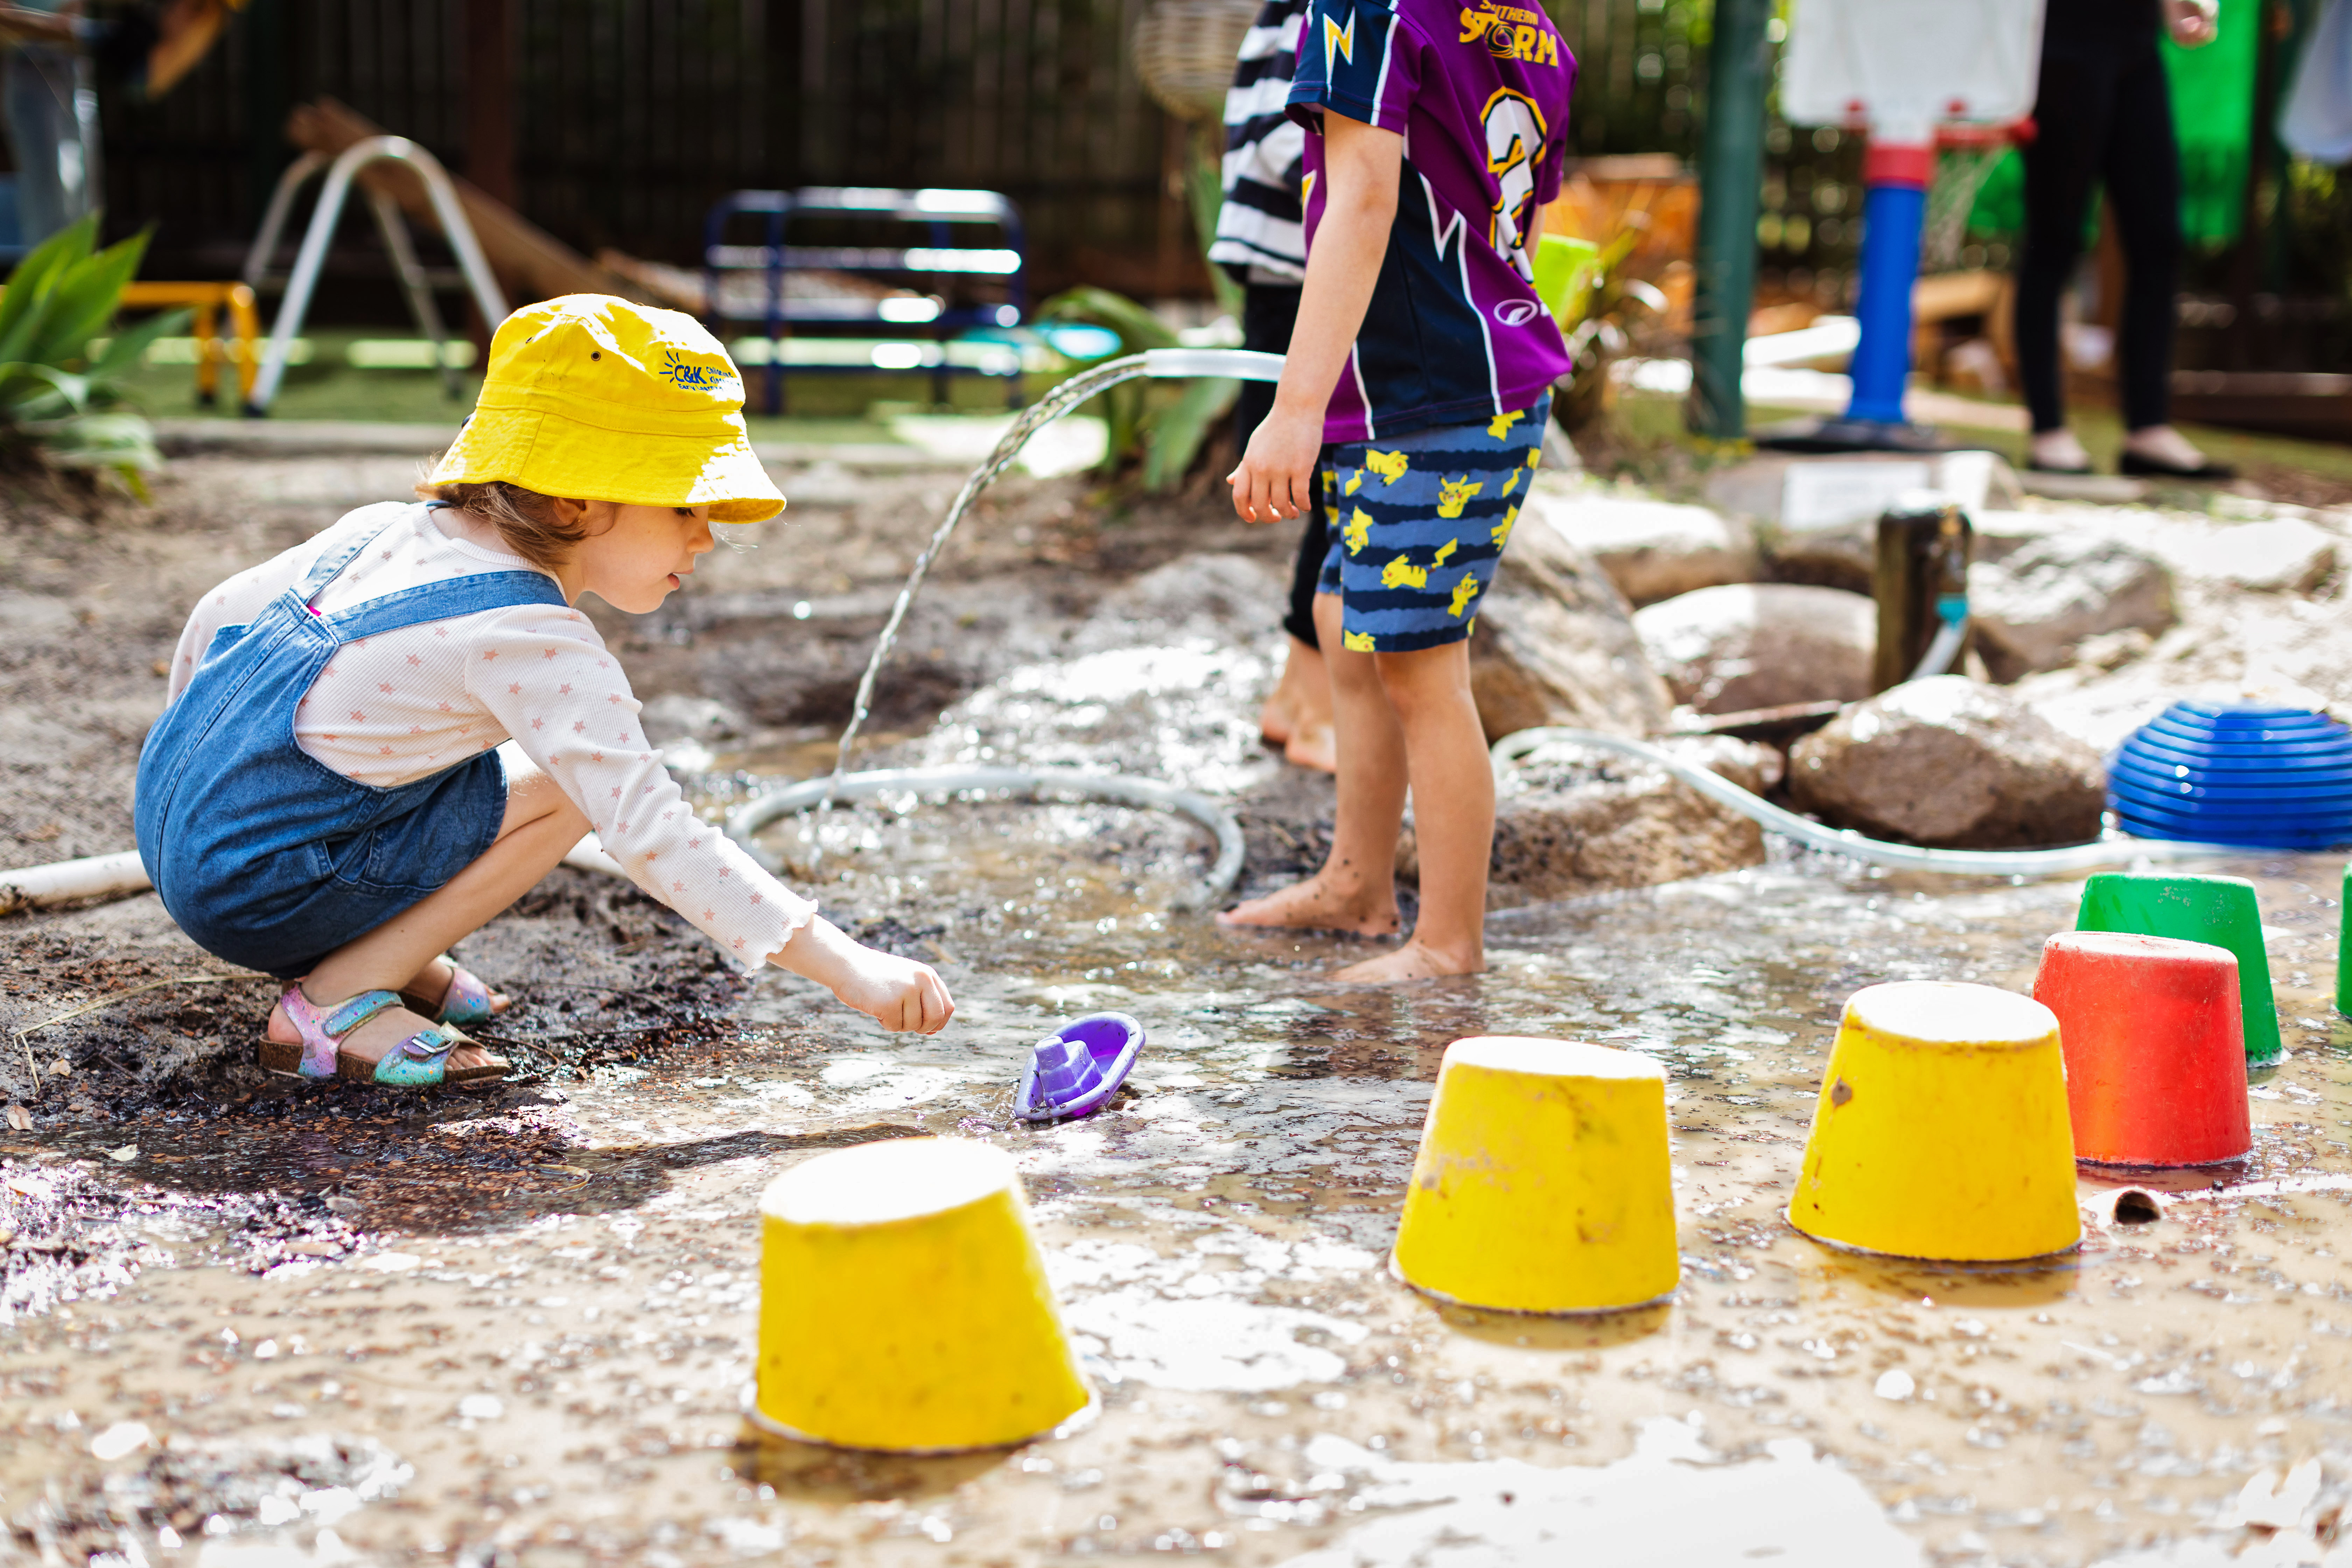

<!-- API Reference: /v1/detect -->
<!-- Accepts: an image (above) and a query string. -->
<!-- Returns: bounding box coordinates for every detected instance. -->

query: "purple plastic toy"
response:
[1014,1012,1144,1122]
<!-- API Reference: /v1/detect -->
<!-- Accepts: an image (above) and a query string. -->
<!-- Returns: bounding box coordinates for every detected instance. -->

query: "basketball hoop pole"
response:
[1845,142,1935,426]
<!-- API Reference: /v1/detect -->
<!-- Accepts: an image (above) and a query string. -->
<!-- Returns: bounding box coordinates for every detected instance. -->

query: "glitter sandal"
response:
[398,959,500,1026]
[259,984,509,1087]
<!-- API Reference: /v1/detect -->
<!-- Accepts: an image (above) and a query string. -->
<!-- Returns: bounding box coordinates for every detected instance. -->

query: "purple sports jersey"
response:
[1289,0,1576,442]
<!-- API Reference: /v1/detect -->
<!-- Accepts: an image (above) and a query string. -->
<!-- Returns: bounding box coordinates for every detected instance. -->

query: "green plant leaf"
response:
[30,229,153,366]
[1035,286,1182,354]
[87,303,192,384]
[1142,375,1240,493]
[0,213,97,364]
[24,409,164,472]
[0,359,92,416]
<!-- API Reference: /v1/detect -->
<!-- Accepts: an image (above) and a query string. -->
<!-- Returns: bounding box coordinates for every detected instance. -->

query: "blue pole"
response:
[1844,176,1927,426]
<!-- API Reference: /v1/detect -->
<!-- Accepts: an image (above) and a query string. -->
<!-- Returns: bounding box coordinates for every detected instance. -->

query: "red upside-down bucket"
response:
[2032,930,2250,1167]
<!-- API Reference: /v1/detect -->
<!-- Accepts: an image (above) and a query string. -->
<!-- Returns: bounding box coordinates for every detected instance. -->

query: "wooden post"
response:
[465,0,519,209]
[1872,497,1973,692]
[464,0,518,351]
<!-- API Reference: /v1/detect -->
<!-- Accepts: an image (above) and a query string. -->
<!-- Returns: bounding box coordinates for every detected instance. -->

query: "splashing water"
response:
[791,350,1283,864]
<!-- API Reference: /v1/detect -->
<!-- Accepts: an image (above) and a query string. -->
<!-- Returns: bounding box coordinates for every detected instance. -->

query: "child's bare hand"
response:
[1228,407,1324,524]
[831,945,955,1034]
[771,917,955,1035]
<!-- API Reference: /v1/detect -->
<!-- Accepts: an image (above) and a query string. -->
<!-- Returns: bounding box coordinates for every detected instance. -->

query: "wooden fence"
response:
[102,0,1737,306]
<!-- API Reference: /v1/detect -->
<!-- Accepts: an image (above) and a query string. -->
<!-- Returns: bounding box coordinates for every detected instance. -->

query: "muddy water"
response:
[6,821,2347,1567]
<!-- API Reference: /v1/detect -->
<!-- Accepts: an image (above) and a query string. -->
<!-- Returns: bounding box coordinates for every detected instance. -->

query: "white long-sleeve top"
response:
[164,501,816,969]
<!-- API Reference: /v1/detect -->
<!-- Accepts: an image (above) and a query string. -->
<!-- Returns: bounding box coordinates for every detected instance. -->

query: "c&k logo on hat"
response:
[659,348,736,391]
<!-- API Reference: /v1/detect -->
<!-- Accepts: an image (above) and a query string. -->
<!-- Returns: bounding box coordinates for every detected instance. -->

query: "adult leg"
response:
[1330,638,1492,983]
[1218,590,1404,936]
[2016,42,2116,456]
[267,761,588,1071]
[2104,45,2225,474]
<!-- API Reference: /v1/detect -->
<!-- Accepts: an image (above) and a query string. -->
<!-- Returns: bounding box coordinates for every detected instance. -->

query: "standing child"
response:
[136,296,952,1086]
[1219,0,1574,982]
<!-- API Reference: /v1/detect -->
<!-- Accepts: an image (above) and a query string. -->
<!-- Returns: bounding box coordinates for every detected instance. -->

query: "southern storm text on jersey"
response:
[1459,2,1561,65]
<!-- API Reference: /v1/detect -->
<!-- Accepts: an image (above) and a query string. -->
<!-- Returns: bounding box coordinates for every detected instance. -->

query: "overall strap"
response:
[297,512,404,602]
[320,569,570,643]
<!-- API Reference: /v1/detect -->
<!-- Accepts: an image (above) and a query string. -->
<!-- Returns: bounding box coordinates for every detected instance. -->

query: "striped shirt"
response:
[1209,0,1312,282]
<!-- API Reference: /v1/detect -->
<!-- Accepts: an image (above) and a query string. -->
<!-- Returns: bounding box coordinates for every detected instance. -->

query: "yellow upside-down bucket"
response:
[1787,982,2081,1262]
[1392,1037,1679,1314]
[753,1137,1092,1451]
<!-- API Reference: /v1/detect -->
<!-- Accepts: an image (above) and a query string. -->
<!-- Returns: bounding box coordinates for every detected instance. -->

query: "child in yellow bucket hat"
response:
[135,296,953,1087]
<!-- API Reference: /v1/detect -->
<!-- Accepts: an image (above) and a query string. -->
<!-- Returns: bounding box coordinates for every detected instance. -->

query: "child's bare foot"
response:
[1259,686,1297,748]
[1217,874,1400,937]
[266,994,507,1076]
[1284,718,1337,775]
[1330,938,1484,984]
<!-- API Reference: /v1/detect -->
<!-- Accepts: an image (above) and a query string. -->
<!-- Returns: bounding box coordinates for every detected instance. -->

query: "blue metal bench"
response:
[701,186,1027,414]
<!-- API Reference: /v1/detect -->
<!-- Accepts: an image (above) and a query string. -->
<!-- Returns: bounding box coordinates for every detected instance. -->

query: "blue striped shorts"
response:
[1316,393,1550,652]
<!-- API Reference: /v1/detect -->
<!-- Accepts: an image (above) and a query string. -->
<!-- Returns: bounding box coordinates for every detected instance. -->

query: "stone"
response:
[1398,737,1772,907]
[1520,488,1759,606]
[1633,583,1876,715]
[1788,675,2107,848]
[2172,518,2338,594]
[1967,532,2176,682]
[1468,478,1676,742]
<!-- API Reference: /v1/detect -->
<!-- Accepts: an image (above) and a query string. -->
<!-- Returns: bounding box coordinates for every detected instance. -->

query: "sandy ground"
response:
[2,445,2351,1568]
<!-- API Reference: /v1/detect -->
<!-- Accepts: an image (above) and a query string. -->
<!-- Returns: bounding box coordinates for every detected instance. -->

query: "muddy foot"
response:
[1329,940,1484,985]
[1217,875,1399,937]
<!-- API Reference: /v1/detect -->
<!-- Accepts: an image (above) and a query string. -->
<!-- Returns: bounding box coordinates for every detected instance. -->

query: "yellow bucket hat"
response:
[429,294,784,524]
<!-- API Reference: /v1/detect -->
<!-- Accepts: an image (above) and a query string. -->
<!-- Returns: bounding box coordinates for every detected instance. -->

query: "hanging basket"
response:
[1131,0,1264,122]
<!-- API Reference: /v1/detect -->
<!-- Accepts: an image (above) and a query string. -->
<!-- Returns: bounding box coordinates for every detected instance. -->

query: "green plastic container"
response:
[2339,861,2349,1020]
[1533,233,1601,330]
[2077,872,2281,1062]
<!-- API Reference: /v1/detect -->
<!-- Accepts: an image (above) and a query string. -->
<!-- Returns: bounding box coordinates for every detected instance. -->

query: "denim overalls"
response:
[135,511,567,977]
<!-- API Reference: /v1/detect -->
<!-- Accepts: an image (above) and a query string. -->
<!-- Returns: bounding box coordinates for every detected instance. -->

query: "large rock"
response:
[1633,583,1876,715]
[2169,518,2338,593]
[1470,478,1675,742]
[1968,532,2176,682]
[1788,675,2106,848]
[1523,489,1759,606]
[1398,736,1777,907]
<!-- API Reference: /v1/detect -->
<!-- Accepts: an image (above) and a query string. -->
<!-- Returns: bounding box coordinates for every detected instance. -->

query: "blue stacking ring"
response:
[2109,701,2352,849]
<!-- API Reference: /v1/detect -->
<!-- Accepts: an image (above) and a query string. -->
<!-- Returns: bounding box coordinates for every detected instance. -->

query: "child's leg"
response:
[1217,591,1406,937]
[267,762,588,1069]
[1332,640,1492,983]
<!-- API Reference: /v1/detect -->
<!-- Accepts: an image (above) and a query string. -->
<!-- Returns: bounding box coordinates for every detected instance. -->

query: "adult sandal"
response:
[398,958,501,1027]
[258,985,510,1087]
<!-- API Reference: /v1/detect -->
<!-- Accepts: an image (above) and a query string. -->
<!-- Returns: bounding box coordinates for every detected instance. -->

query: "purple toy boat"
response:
[1014,1011,1144,1122]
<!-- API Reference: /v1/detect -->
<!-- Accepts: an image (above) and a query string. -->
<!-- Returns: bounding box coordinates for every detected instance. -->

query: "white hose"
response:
[725,765,1247,911]
[1909,618,1969,682]
[1,835,633,914]
[1494,728,2245,876]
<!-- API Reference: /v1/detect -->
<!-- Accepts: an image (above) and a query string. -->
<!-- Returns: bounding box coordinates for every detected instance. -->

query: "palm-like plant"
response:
[0,215,185,487]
